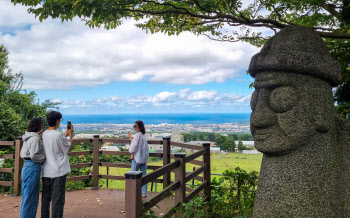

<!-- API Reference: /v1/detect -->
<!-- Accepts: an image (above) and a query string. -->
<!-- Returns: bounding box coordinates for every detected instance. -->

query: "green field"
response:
[99,152,263,190]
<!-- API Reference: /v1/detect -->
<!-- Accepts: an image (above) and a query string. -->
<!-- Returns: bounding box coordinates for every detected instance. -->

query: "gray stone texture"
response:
[249,26,350,217]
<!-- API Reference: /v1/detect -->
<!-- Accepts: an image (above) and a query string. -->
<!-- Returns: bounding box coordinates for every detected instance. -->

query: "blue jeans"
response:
[20,160,41,218]
[131,159,147,194]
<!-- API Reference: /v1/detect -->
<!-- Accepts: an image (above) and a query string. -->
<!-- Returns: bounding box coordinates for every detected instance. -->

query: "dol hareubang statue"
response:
[248,26,350,217]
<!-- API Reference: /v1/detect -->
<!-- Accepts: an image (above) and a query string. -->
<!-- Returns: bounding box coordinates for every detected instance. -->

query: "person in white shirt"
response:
[129,120,149,197]
[41,111,73,218]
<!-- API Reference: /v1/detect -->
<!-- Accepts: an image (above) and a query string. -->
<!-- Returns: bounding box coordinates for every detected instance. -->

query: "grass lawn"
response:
[99,152,263,190]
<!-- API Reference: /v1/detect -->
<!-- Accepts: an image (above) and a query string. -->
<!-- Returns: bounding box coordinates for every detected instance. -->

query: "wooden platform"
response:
[0,188,175,217]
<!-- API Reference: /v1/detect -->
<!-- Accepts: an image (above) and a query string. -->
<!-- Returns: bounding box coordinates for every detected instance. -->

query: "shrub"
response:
[181,167,258,217]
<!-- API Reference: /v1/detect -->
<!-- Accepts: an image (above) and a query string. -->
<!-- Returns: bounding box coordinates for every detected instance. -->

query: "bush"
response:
[181,167,258,218]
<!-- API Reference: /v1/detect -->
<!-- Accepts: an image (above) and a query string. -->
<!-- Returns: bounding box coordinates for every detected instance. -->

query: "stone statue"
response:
[248,25,350,217]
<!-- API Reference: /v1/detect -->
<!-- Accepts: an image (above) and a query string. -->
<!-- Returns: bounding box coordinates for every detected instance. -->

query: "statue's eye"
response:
[269,86,297,113]
[250,91,258,111]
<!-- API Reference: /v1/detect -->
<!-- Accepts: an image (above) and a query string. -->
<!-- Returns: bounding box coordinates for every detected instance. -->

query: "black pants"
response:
[41,175,67,218]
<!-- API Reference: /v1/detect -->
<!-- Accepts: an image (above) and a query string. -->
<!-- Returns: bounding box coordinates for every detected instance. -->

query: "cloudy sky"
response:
[0,0,262,114]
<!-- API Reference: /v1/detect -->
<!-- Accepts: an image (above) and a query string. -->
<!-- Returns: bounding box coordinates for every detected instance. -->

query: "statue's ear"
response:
[313,97,333,133]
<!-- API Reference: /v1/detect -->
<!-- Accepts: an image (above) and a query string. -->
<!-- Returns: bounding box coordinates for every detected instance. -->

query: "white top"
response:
[129,132,149,164]
[42,130,71,178]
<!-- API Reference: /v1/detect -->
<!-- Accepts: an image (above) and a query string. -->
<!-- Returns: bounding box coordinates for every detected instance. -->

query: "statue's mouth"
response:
[253,128,272,141]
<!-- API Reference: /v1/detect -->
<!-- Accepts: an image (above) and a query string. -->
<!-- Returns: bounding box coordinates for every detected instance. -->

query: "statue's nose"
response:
[251,98,276,128]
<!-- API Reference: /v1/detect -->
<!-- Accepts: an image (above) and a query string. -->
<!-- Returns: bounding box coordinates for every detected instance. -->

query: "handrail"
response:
[66,175,91,182]
[185,149,207,163]
[68,151,92,156]
[143,181,180,211]
[0,141,14,146]
[142,161,180,186]
[101,139,131,144]
[100,162,161,170]
[1,154,15,159]
[188,159,203,166]
[185,164,208,184]
[101,138,163,145]
[72,139,92,144]
[170,141,204,150]
[101,150,163,157]
[0,181,13,186]
[70,163,91,169]
[0,168,14,173]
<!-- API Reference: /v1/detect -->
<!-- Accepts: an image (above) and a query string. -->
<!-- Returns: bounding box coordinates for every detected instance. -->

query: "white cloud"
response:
[0,1,260,90]
[50,98,63,104]
[57,88,251,110]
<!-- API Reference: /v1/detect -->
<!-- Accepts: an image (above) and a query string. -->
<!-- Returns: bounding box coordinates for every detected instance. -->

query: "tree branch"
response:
[318,1,342,21]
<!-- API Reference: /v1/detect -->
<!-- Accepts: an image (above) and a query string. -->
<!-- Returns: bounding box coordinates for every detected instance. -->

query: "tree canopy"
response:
[0,45,59,141]
[11,0,350,117]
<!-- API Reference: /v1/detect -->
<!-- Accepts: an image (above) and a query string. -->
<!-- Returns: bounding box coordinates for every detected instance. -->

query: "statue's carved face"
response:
[250,72,317,155]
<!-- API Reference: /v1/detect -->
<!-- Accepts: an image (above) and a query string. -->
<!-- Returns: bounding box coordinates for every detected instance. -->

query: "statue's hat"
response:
[248,26,341,87]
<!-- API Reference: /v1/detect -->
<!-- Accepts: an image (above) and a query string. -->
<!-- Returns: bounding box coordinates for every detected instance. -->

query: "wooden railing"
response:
[1,135,212,218]
[0,137,22,196]
[124,142,211,218]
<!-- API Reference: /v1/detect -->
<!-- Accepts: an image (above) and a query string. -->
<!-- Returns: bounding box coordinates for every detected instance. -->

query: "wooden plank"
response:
[0,181,13,186]
[101,162,131,168]
[101,150,162,157]
[100,162,161,170]
[0,168,14,173]
[147,140,163,145]
[188,159,203,166]
[142,161,180,185]
[99,175,125,180]
[66,175,91,182]
[185,149,207,163]
[101,139,131,144]
[185,181,208,203]
[68,151,92,156]
[185,164,208,184]
[143,181,179,211]
[101,150,129,155]
[2,154,15,159]
[0,141,14,146]
[70,163,91,169]
[170,141,204,150]
[186,186,194,193]
[149,153,163,157]
[72,139,92,144]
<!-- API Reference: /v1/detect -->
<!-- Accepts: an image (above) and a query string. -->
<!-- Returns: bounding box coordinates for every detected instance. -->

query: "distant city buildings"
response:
[61,122,250,133]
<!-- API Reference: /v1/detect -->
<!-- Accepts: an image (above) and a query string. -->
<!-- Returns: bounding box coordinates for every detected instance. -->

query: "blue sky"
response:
[0,1,261,114]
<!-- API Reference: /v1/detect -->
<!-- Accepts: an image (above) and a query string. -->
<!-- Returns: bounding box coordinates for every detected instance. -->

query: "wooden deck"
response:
[0,188,175,217]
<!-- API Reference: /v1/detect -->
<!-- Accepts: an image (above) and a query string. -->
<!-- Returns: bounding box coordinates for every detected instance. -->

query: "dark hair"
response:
[135,120,146,134]
[47,111,62,127]
[27,117,43,132]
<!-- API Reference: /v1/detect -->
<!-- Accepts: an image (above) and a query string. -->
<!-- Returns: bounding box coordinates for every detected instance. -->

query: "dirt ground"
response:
[0,188,175,218]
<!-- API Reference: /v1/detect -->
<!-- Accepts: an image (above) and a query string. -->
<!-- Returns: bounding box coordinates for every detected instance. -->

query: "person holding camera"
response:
[20,117,45,218]
[41,111,73,218]
[129,120,149,197]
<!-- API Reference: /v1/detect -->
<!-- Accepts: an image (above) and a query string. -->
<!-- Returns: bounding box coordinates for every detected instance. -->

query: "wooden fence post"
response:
[92,135,100,189]
[124,171,143,218]
[174,153,186,204]
[202,143,211,201]
[162,136,171,189]
[12,136,23,196]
